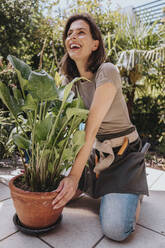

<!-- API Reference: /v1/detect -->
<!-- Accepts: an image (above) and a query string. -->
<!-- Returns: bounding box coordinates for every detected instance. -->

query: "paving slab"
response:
[0,168,22,186]
[0,199,17,240]
[150,173,165,191]
[0,232,50,248]
[0,167,164,248]
[95,225,165,248]
[40,196,103,248]
[138,190,165,235]
[0,183,10,201]
[146,167,164,188]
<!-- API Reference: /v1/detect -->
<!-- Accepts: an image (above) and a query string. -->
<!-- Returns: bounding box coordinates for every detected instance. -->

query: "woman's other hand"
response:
[52,175,79,209]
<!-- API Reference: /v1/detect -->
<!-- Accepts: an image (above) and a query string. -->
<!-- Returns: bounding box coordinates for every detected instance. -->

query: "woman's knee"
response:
[101,220,132,241]
[99,193,139,241]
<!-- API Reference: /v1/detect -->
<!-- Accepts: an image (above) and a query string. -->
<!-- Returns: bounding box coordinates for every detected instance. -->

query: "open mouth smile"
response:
[70,43,81,50]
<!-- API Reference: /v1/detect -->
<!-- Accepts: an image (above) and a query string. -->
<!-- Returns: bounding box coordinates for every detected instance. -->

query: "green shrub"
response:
[132,95,165,149]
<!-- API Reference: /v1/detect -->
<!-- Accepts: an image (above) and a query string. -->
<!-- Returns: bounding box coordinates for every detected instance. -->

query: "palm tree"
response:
[106,12,165,116]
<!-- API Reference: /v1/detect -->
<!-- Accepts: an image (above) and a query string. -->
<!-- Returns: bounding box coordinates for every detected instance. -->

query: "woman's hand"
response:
[52,175,79,210]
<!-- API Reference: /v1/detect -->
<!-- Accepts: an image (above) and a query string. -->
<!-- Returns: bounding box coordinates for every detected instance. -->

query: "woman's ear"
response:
[92,40,99,51]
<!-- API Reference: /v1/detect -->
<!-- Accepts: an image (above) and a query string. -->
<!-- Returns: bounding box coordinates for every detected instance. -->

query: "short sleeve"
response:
[95,63,121,90]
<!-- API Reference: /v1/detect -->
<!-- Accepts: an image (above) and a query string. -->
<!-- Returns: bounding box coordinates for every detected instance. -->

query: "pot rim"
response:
[9,174,59,198]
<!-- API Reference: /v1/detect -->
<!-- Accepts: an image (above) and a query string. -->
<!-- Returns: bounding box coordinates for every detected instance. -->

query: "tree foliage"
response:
[0,0,164,152]
[0,0,39,60]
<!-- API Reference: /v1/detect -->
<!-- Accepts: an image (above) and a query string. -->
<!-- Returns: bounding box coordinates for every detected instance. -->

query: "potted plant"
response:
[0,55,88,229]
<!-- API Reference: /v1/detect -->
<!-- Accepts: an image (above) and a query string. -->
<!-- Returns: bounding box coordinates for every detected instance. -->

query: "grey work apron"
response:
[79,129,149,198]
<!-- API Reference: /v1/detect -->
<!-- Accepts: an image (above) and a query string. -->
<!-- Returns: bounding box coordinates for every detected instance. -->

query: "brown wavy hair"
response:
[60,13,106,80]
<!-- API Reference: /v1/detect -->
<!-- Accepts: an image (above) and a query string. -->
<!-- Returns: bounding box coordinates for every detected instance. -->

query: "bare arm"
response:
[70,82,117,180]
[52,82,117,209]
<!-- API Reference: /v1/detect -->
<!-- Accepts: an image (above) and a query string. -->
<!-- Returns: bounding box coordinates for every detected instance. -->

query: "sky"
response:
[108,0,160,9]
[55,0,164,10]
[45,0,165,19]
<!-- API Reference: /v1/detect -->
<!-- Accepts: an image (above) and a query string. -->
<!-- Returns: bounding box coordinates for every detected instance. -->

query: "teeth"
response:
[70,44,81,49]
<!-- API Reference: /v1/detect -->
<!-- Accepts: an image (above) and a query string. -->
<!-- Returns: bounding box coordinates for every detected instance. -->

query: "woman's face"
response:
[65,19,99,65]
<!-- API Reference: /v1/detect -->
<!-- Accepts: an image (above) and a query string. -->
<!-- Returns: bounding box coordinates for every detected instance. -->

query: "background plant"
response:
[0,110,16,159]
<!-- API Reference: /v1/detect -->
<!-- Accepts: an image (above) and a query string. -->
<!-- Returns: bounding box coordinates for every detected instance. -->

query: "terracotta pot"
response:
[9,174,63,229]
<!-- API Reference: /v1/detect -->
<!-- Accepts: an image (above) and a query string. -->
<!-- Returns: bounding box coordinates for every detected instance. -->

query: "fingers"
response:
[54,181,64,193]
[52,176,78,210]
[53,191,72,209]
[52,187,66,206]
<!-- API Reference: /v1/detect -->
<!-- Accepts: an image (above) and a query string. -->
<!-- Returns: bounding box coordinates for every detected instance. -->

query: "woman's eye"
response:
[66,30,85,37]
[67,32,72,37]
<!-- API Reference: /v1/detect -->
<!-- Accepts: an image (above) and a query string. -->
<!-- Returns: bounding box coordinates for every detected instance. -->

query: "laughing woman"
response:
[52,13,148,241]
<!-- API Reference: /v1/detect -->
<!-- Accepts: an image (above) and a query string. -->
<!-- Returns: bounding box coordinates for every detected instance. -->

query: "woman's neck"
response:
[76,61,94,80]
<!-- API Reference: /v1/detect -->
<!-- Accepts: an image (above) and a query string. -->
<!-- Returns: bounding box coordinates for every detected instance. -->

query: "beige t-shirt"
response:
[63,63,134,134]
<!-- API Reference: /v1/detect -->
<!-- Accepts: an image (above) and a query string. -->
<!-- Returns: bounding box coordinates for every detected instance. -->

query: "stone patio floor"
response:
[0,166,165,248]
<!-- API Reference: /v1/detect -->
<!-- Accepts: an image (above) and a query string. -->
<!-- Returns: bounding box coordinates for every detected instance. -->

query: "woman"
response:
[52,13,148,241]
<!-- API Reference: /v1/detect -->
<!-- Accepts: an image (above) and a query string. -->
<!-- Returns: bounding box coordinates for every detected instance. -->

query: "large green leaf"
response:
[60,77,82,104]
[66,107,89,120]
[22,94,37,111]
[7,55,31,90]
[12,88,24,106]
[62,148,74,161]
[66,96,85,110]
[58,85,75,102]
[28,70,58,100]
[13,134,31,149]
[47,79,81,145]
[34,117,52,142]
[72,130,86,156]
[0,82,20,118]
